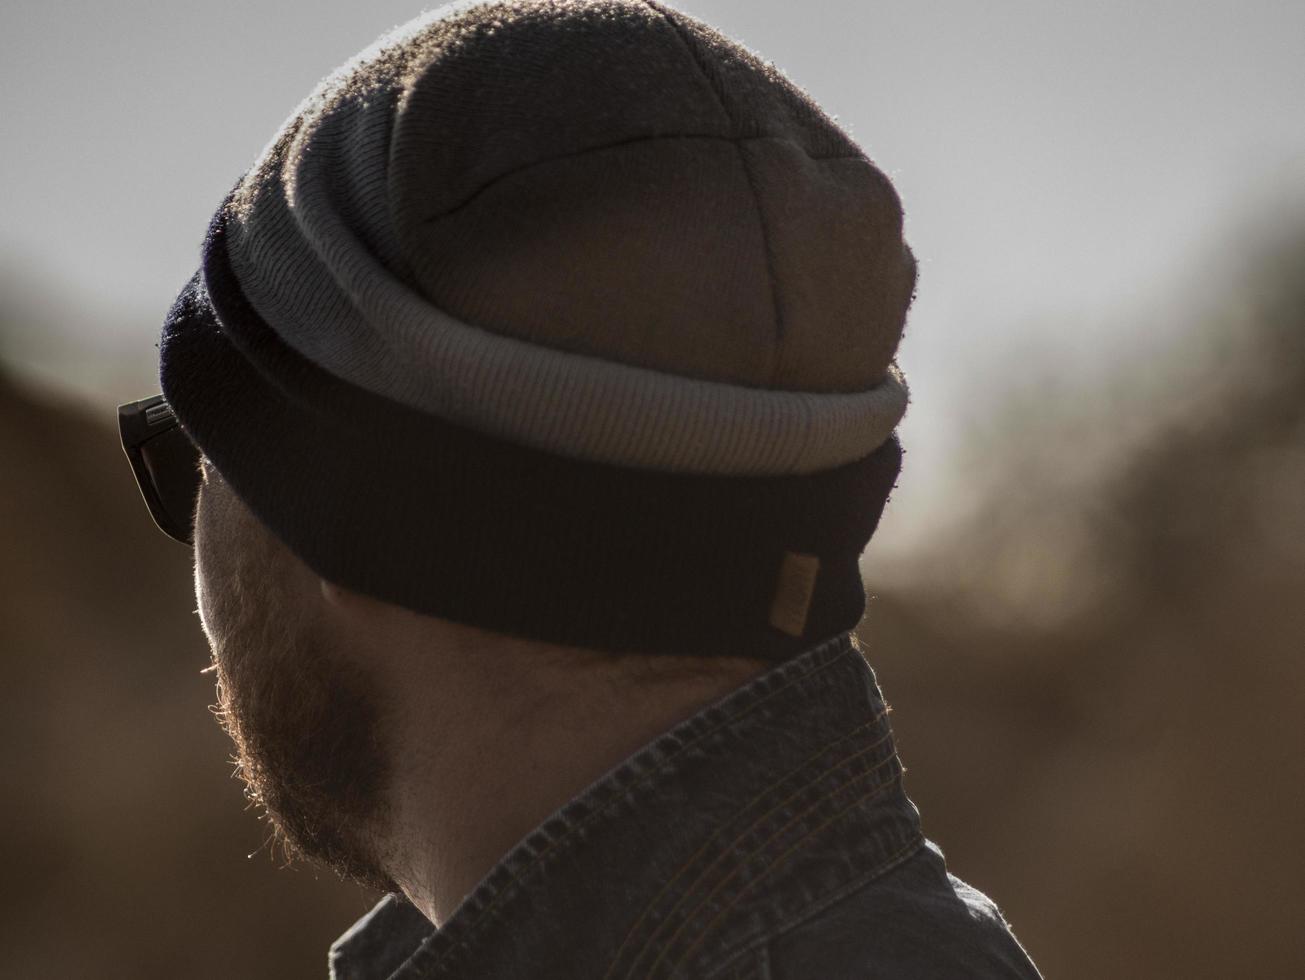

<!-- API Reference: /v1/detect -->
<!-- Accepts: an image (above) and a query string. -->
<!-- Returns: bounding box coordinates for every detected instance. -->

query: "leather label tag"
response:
[768,551,820,637]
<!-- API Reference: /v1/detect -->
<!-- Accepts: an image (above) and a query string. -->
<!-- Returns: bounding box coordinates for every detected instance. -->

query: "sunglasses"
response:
[118,394,202,545]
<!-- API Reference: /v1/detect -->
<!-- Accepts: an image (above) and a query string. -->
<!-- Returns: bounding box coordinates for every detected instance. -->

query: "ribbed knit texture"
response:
[159,0,917,658]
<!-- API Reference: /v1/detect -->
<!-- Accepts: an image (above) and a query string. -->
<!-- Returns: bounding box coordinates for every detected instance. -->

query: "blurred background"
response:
[2,0,1302,977]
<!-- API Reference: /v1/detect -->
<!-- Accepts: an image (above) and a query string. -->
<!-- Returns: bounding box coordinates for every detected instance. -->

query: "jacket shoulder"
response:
[756,841,1043,980]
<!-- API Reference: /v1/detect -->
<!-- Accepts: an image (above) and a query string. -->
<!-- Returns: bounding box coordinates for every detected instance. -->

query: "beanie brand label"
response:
[769,551,820,637]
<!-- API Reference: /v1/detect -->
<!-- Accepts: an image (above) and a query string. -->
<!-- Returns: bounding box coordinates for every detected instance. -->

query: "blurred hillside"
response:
[865,222,1305,979]
[2,222,1303,978]
[0,371,382,979]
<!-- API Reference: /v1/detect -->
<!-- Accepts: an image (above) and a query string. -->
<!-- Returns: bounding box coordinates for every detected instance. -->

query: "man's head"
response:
[147,0,915,894]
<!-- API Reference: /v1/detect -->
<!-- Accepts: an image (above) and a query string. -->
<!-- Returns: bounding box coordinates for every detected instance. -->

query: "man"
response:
[119,1,1044,977]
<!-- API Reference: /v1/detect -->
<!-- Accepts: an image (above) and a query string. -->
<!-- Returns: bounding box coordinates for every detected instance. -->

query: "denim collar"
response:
[329,630,924,980]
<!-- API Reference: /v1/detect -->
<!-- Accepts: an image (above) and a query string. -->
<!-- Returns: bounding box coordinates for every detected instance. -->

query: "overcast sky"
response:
[3,0,1303,545]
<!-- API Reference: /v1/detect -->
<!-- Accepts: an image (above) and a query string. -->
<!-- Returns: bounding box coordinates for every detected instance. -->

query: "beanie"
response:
[159,0,917,661]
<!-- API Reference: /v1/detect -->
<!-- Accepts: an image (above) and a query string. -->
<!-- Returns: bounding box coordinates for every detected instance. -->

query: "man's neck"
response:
[374,634,771,927]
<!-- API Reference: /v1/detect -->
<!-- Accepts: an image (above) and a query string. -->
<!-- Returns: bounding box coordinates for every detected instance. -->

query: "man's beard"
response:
[207,597,400,895]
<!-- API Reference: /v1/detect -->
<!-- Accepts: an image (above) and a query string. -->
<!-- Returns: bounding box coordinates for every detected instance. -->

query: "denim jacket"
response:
[329,631,1044,980]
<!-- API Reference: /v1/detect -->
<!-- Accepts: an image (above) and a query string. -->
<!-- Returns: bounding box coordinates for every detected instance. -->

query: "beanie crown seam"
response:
[411,132,869,226]
[641,0,735,125]
[732,140,785,387]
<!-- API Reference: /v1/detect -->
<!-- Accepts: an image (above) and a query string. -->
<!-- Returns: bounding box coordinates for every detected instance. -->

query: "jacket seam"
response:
[654,771,917,978]
[701,937,772,980]
[704,833,928,978]
[602,707,892,979]
[620,726,900,979]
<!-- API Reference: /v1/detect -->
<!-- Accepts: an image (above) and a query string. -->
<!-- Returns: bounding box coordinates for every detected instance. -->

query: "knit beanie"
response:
[159,0,917,661]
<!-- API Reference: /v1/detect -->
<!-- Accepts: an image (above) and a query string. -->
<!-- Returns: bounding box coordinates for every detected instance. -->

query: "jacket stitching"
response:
[614,722,896,979]
[637,749,905,979]
[702,939,771,980]
[669,818,924,980]
[729,833,926,963]
[600,707,890,980]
